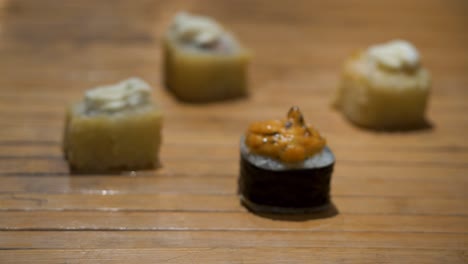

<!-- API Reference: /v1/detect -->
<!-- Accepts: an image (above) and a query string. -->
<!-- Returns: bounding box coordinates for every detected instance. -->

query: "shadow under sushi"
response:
[242,200,339,222]
[348,118,434,133]
[66,161,163,176]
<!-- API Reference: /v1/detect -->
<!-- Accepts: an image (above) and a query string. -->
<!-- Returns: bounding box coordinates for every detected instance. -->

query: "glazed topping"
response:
[84,77,151,114]
[245,107,326,163]
[171,12,224,48]
[368,40,420,71]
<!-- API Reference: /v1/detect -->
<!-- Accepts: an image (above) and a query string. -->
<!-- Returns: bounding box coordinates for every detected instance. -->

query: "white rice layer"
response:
[240,136,334,171]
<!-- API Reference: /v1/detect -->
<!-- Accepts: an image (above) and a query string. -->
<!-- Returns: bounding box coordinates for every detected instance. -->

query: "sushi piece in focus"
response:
[163,11,250,102]
[333,40,431,130]
[239,106,335,214]
[63,78,163,172]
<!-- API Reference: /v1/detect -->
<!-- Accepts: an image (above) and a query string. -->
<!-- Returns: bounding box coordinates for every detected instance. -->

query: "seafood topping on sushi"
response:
[245,106,326,164]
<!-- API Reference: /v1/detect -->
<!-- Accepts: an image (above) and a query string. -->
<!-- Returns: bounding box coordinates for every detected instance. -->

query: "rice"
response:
[240,136,334,171]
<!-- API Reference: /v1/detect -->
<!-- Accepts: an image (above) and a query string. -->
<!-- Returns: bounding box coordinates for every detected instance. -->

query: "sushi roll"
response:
[239,107,335,214]
[333,40,431,130]
[63,77,163,172]
[163,12,250,102]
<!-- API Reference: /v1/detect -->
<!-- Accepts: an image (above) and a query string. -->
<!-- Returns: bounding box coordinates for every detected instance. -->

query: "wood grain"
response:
[1,248,466,264]
[1,211,467,233]
[0,0,467,263]
[1,193,467,216]
[1,231,467,250]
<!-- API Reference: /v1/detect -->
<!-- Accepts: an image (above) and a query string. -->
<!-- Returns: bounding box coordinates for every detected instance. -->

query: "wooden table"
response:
[0,0,467,263]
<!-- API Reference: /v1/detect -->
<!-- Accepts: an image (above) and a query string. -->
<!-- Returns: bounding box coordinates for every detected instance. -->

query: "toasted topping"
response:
[84,78,151,114]
[368,40,420,71]
[245,106,326,163]
[171,12,223,47]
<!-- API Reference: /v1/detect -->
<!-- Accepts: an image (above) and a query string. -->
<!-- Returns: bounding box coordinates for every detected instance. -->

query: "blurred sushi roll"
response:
[163,12,250,102]
[333,40,431,130]
[239,107,335,214]
[63,78,163,173]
